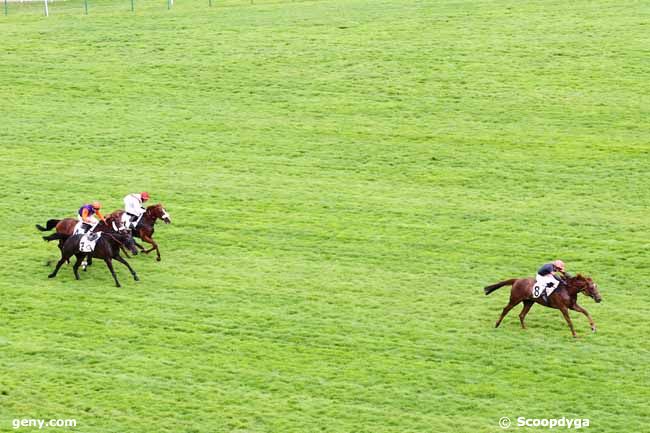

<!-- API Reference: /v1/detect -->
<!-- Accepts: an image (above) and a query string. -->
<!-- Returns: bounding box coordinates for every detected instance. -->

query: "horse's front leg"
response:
[142,233,161,261]
[119,245,132,258]
[104,258,121,287]
[571,303,596,332]
[559,306,578,338]
[113,255,139,281]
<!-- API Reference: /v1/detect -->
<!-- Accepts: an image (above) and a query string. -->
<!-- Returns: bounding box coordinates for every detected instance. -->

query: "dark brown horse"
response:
[37,214,126,264]
[108,203,171,261]
[484,274,602,338]
[48,226,139,287]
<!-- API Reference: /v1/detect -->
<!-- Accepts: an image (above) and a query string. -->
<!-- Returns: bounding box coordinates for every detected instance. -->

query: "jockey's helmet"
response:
[92,201,102,210]
[553,259,565,272]
[141,192,150,201]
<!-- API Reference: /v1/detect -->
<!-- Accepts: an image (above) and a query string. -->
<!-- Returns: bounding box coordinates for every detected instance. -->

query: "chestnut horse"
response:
[484,274,602,338]
[108,203,171,261]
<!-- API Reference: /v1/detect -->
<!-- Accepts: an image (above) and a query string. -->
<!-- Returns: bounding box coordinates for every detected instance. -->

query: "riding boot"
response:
[127,213,138,229]
[541,292,549,305]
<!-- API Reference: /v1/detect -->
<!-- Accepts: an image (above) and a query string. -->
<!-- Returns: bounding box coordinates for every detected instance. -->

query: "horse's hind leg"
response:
[495,300,520,328]
[57,239,70,264]
[519,300,535,329]
[48,254,71,278]
[50,238,70,264]
[571,303,596,333]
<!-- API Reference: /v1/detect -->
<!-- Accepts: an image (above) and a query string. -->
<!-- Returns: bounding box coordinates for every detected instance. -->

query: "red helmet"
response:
[553,260,565,272]
[141,192,150,201]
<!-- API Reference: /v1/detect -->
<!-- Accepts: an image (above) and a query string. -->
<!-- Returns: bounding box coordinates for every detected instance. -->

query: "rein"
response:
[102,231,129,247]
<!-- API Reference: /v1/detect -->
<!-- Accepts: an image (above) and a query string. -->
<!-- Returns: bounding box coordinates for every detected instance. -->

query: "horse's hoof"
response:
[156,257,161,262]
[592,328,597,333]
[115,284,121,288]
[48,273,55,278]
[134,275,140,281]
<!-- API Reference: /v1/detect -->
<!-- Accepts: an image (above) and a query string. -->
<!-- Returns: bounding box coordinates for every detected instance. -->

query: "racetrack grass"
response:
[1,0,649,432]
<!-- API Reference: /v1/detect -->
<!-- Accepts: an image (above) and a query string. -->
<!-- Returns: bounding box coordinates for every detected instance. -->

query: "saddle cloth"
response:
[532,274,559,298]
[79,232,101,252]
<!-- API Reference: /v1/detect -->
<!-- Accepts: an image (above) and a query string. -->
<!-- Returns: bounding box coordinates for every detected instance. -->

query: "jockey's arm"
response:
[553,270,568,281]
[95,210,107,222]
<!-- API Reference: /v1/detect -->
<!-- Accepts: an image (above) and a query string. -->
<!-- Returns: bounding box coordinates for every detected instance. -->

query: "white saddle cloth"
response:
[532,274,560,298]
[79,232,102,252]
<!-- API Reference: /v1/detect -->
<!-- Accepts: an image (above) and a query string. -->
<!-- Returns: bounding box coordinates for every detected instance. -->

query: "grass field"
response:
[1,0,650,432]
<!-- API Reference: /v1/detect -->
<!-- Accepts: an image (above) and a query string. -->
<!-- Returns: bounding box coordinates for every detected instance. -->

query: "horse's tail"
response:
[484,279,517,295]
[36,219,60,232]
[43,232,68,242]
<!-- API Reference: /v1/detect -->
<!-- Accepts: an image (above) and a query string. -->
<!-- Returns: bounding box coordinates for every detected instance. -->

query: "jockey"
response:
[123,191,150,228]
[535,259,567,303]
[77,201,106,234]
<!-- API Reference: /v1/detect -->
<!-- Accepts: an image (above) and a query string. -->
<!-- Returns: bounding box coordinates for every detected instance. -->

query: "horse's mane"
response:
[562,274,593,294]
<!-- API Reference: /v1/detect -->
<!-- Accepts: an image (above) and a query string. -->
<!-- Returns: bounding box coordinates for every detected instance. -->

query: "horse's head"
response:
[572,274,602,303]
[106,211,128,233]
[118,231,139,255]
[148,203,171,224]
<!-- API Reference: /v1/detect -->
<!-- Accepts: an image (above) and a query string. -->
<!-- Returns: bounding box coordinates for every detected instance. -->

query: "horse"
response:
[108,203,171,262]
[37,213,127,266]
[37,213,122,246]
[484,274,602,338]
[47,227,140,287]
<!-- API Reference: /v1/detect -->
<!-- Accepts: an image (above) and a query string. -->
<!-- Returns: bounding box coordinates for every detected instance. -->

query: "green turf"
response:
[1,0,649,432]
